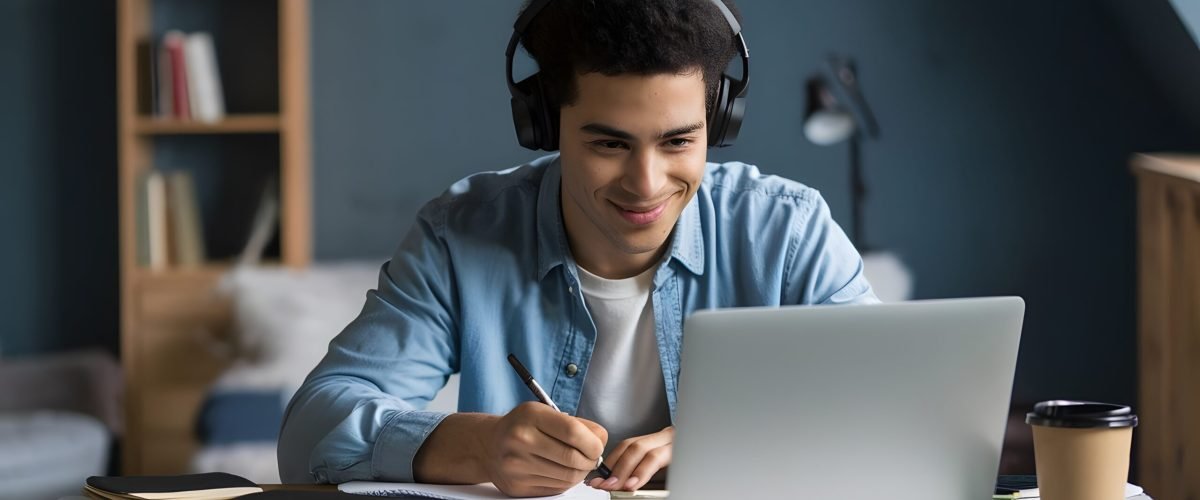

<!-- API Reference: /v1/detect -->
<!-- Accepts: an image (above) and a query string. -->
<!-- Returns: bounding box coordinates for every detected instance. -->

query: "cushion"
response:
[0,411,109,499]
[216,262,383,398]
[196,389,286,445]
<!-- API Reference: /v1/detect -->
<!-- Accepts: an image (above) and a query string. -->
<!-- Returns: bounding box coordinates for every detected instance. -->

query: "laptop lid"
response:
[669,297,1025,499]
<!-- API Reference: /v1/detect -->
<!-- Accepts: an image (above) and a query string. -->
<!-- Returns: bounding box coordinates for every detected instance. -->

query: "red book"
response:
[164,31,191,120]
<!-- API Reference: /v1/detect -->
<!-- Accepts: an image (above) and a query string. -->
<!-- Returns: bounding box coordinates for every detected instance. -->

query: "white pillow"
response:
[216,261,384,397]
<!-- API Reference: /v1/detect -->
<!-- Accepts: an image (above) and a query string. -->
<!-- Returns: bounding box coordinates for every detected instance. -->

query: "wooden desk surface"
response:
[261,484,337,492]
[256,484,1155,499]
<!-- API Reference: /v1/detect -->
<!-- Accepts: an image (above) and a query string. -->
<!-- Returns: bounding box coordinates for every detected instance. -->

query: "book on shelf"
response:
[156,38,173,118]
[166,170,206,267]
[183,32,225,123]
[137,170,169,270]
[136,169,206,270]
[162,31,190,120]
[237,176,279,267]
[135,39,156,115]
[151,30,224,121]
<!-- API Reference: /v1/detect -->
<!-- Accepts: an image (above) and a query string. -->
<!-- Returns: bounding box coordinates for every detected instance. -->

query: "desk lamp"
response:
[803,55,912,301]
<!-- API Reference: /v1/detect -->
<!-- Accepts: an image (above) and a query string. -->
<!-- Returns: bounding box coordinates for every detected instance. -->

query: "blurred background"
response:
[1,0,1199,498]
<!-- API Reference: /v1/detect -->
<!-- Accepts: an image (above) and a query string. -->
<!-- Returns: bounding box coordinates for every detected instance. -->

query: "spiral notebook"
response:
[337,481,606,499]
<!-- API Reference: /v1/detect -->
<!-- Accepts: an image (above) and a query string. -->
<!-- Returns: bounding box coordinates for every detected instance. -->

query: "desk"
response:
[260,485,1154,499]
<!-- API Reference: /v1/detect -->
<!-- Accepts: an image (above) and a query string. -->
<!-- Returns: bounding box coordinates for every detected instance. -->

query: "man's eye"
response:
[593,140,627,150]
[667,138,692,148]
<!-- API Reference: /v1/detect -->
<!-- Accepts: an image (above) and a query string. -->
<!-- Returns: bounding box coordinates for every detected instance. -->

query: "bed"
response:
[187,262,459,483]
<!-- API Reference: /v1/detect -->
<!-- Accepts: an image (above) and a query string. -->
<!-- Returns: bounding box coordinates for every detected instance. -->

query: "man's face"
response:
[558,70,709,278]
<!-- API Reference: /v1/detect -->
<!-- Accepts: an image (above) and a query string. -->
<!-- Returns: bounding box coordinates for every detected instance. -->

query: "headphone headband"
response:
[507,0,749,150]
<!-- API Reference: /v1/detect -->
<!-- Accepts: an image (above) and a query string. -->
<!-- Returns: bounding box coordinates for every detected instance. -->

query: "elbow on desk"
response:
[277,382,326,484]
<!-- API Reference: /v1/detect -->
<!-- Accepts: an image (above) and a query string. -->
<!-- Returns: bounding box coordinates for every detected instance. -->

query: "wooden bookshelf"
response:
[116,0,311,475]
[134,114,282,135]
[136,262,236,285]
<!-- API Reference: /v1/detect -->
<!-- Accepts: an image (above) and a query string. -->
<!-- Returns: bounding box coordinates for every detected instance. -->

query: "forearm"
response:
[412,412,499,484]
[278,375,450,484]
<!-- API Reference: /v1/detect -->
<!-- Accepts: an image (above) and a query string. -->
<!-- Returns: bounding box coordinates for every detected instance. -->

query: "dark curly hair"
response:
[519,0,742,116]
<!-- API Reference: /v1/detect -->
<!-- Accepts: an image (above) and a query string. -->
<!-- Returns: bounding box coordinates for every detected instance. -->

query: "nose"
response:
[620,149,667,200]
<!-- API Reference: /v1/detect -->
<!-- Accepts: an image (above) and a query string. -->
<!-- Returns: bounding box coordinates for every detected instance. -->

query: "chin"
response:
[611,232,671,256]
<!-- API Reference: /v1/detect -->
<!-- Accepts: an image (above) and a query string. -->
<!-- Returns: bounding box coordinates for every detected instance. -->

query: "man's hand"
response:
[588,426,674,492]
[483,402,609,497]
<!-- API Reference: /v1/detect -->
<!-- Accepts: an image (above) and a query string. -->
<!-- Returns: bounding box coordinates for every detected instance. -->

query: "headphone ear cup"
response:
[722,87,746,147]
[511,75,542,150]
[707,74,745,148]
[534,75,559,151]
[707,75,732,148]
[511,74,558,151]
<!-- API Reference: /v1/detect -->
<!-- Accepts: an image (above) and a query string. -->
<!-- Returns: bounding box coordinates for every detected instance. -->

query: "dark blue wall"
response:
[309,0,1200,407]
[309,1,536,258]
[2,0,1197,411]
[1106,0,1200,132]
[0,0,118,357]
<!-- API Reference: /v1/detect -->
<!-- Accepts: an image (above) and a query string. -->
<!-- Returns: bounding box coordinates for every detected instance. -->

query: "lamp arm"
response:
[850,136,869,252]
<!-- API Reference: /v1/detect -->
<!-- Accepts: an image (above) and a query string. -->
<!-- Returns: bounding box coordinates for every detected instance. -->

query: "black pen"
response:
[507,353,612,479]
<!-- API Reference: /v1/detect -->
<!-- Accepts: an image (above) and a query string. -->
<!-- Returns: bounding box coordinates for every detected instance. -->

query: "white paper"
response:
[337,481,607,500]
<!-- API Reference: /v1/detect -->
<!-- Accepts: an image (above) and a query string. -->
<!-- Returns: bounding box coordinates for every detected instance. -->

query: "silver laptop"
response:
[669,297,1025,499]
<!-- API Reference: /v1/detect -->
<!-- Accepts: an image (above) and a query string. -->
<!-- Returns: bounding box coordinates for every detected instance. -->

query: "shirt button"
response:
[568,285,574,294]
[565,363,579,377]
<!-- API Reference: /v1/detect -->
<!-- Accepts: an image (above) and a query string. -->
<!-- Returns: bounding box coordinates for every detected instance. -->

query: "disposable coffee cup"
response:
[1025,400,1138,500]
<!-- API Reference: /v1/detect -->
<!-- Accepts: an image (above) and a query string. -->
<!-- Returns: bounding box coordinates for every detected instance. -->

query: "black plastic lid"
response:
[1025,400,1138,429]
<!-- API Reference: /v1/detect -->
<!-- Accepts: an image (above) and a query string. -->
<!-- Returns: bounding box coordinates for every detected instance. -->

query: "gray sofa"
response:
[0,349,121,500]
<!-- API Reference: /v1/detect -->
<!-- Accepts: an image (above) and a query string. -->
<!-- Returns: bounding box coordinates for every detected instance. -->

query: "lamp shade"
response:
[803,109,856,145]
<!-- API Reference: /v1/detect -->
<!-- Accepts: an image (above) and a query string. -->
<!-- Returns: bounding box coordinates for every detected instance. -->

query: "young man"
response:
[278,0,877,496]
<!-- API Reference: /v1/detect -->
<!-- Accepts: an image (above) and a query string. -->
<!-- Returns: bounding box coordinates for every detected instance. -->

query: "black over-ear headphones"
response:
[505,0,750,151]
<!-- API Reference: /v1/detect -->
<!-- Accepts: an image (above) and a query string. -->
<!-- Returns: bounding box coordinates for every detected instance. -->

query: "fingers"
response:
[495,478,574,498]
[534,410,606,461]
[491,432,590,496]
[525,427,603,472]
[488,402,610,497]
[591,427,674,491]
[604,436,636,472]
[576,417,610,448]
[625,446,671,491]
[608,429,672,482]
[524,454,591,487]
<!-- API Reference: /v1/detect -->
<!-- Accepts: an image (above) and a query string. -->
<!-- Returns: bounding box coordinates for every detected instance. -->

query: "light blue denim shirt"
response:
[278,154,878,484]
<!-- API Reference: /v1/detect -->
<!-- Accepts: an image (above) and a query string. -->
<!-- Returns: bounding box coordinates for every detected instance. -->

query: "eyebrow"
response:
[581,122,705,140]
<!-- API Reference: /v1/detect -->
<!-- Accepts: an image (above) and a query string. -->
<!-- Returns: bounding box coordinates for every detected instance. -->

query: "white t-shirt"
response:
[574,265,673,455]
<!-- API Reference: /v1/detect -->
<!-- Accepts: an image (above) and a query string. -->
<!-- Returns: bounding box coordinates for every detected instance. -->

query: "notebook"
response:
[337,481,607,499]
[84,472,262,500]
[239,492,366,499]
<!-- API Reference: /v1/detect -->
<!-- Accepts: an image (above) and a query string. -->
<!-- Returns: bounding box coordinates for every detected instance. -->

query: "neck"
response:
[561,198,668,281]
[573,243,666,280]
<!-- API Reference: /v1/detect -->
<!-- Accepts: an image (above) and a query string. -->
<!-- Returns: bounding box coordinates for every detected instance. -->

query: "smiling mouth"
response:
[612,199,669,226]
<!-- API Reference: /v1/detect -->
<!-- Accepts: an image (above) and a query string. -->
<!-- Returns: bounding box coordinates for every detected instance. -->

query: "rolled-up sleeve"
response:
[784,192,880,305]
[278,205,459,484]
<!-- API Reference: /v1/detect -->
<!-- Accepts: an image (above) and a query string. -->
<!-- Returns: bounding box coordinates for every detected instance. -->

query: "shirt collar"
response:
[667,192,705,276]
[535,155,706,280]
[535,156,571,281]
